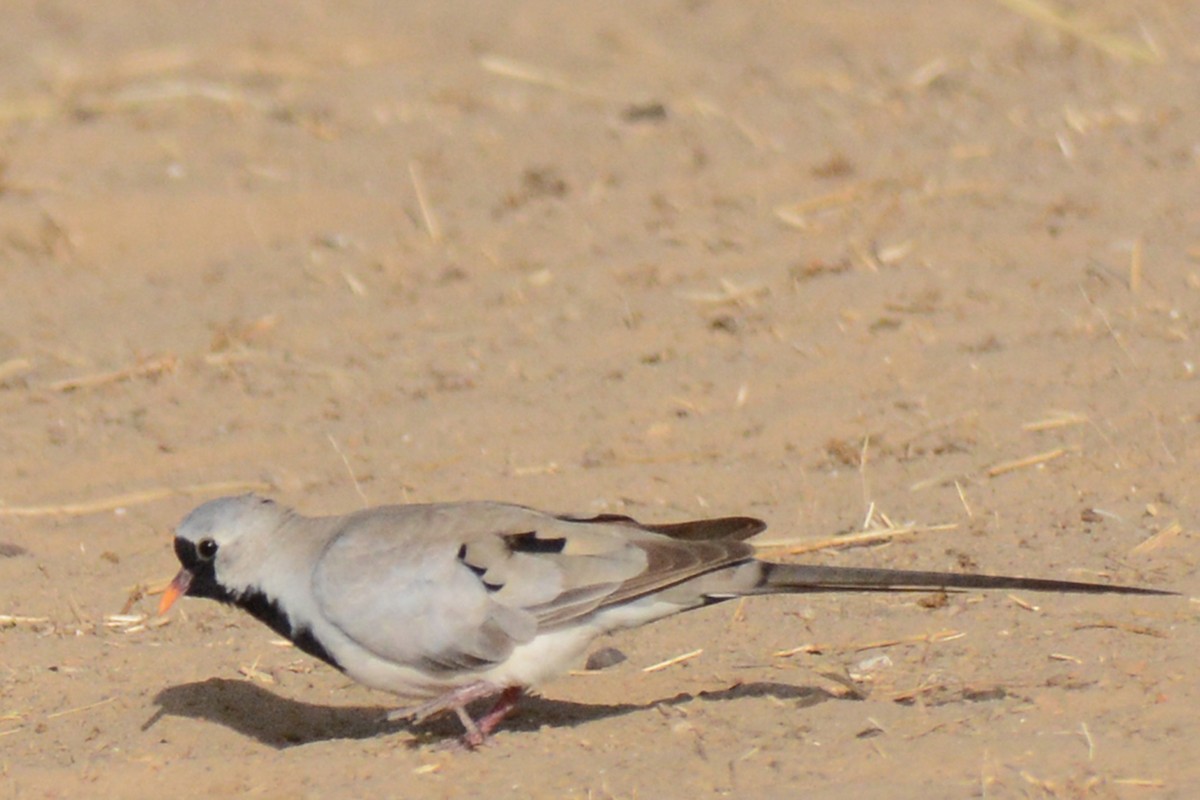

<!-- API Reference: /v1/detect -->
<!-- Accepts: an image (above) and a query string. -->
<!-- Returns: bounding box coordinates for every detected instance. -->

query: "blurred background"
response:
[1,2,1195,796]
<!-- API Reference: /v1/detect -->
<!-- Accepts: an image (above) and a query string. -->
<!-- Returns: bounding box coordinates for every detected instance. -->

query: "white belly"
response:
[322,596,688,699]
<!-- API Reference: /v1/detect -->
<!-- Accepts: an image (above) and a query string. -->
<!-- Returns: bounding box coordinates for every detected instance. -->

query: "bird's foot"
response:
[388,681,502,724]
[463,685,523,747]
[389,683,524,749]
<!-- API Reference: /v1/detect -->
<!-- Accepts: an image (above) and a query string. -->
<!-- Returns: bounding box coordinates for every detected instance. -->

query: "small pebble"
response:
[585,646,627,671]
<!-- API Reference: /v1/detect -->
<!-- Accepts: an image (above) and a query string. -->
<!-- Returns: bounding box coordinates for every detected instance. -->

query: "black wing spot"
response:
[457,543,487,577]
[457,543,502,591]
[505,530,567,554]
[557,512,638,525]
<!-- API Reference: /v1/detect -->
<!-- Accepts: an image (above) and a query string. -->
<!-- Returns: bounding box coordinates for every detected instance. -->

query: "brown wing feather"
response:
[558,513,766,542]
[639,516,766,541]
[530,516,760,629]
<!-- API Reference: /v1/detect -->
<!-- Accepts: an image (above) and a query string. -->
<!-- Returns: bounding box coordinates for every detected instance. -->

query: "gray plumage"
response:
[161,494,1169,746]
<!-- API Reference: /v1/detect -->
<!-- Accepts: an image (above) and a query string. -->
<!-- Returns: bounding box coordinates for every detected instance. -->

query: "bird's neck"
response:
[230,586,345,672]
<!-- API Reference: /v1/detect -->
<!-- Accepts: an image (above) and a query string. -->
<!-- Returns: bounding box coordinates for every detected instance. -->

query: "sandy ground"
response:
[2,1,1198,797]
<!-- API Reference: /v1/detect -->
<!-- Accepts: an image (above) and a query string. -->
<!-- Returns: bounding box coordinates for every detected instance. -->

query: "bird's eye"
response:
[197,538,219,560]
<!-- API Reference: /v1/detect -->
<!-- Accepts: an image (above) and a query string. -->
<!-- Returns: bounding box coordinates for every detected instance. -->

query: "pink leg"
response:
[388,681,501,724]
[388,682,524,748]
[466,686,523,746]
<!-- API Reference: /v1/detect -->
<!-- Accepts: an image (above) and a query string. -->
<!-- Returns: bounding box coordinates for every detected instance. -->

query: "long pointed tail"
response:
[759,562,1174,596]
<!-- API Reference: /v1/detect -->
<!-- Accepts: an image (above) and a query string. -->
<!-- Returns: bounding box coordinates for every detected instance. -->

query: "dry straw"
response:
[0,480,271,518]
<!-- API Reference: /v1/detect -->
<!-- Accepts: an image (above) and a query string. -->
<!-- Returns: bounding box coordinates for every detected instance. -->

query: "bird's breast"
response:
[232,586,344,671]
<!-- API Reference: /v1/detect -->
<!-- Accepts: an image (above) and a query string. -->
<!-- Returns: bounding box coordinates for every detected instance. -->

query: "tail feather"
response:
[758,562,1173,596]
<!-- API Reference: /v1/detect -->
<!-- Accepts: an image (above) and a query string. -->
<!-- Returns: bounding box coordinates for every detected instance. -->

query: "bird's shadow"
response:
[146,677,840,749]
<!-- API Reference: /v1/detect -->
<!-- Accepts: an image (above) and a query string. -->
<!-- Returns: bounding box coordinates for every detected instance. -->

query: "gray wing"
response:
[312,502,761,673]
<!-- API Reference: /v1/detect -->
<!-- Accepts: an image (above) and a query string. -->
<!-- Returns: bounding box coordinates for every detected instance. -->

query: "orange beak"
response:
[158,568,194,615]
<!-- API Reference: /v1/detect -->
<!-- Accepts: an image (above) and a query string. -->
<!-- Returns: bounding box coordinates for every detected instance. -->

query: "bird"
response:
[158,494,1171,747]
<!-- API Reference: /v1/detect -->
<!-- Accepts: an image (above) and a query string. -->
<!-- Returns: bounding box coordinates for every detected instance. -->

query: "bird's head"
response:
[159,494,287,614]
